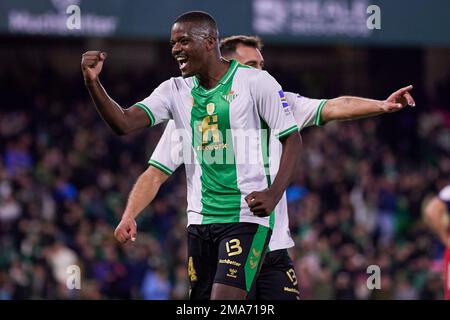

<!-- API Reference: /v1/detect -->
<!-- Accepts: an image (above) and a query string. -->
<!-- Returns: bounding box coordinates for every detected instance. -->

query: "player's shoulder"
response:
[234,63,263,80]
[160,76,195,90]
[284,91,300,101]
[234,67,279,92]
[439,185,450,202]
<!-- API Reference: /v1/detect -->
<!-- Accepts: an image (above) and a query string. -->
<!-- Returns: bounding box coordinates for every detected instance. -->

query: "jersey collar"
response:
[193,59,239,95]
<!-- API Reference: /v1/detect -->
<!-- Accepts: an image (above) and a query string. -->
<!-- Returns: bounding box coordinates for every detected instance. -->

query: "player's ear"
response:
[205,36,216,52]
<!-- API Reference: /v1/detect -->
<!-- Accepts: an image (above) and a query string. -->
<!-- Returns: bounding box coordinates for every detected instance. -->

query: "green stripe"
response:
[314,99,328,126]
[260,119,275,229]
[190,62,241,224]
[244,225,269,292]
[276,125,299,140]
[237,63,252,69]
[220,60,239,85]
[134,103,155,127]
[192,76,199,88]
[148,159,173,175]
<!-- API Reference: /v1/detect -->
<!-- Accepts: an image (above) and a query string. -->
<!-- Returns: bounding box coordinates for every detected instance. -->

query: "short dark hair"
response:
[174,11,218,37]
[220,35,263,57]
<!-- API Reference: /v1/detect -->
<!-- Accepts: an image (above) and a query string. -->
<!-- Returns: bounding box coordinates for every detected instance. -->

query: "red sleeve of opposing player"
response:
[444,248,450,300]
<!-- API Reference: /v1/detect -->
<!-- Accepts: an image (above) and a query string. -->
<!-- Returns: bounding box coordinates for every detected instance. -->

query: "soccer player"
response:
[424,184,450,299]
[222,36,415,300]
[81,12,301,300]
[114,35,416,300]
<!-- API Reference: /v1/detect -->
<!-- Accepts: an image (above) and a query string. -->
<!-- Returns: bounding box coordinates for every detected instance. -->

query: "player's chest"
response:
[186,87,254,126]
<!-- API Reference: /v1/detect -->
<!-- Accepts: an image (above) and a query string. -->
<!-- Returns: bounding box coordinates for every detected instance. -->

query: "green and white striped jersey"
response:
[135,60,298,229]
[149,89,326,251]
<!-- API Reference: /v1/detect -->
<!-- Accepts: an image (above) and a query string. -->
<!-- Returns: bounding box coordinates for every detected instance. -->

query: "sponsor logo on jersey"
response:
[252,248,261,257]
[219,259,242,267]
[283,287,300,294]
[227,268,238,278]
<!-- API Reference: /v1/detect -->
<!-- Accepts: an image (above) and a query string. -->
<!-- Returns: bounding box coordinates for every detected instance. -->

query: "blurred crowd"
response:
[0,52,449,300]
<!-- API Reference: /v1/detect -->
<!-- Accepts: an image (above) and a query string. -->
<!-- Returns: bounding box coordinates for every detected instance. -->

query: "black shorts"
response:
[248,249,300,300]
[187,222,271,300]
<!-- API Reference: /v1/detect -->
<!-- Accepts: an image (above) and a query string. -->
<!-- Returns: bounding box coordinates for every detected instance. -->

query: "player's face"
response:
[231,44,265,70]
[170,22,209,78]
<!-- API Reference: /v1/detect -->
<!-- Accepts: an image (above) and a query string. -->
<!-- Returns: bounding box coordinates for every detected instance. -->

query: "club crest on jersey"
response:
[278,90,291,115]
[222,90,238,103]
[206,103,215,115]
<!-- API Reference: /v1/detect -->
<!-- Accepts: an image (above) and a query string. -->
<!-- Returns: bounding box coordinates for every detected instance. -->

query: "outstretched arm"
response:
[81,51,150,135]
[114,166,169,244]
[424,197,449,247]
[320,85,415,124]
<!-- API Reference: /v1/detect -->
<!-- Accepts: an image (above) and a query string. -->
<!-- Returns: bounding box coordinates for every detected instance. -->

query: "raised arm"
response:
[320,85,416,124]
[81,51,150,135]
[114,166,169,244]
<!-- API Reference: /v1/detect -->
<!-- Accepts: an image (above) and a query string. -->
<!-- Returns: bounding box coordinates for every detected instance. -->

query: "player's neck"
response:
[197,57,230,90]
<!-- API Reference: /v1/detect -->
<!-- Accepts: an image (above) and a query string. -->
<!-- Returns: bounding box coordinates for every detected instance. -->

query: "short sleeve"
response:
[252,71,298,140]
[133,80,172,127]
[285,92,327,129]
[148,121,183,175]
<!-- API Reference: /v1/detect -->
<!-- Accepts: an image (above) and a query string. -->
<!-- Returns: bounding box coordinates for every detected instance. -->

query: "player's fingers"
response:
[250,204,265,213]
[116,231,126,244]
[113,227,121,238]
[403,92,416,106]
[393,85,413,97]
[116,224,132,243]
[248,200,263,208]
[83,50,102,56]
[81,54,99,60]
[99,52,107,61]
[253,209,270,217]
[245,192,258,205]
[129,223,137,242]
[246,193,262,208]
[82,57,99,68]
[385,102,403,110]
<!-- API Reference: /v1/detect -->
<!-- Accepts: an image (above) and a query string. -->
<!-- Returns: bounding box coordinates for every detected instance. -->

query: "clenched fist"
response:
[81,51,107,83]
[114,217,137,244]
[245,189,278,217]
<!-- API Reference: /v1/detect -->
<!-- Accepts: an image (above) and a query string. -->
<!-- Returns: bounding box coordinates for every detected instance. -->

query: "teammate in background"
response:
[81,12,301,300]
[424,184,450,300]
[220,36,416,127]
[114,35,416,300]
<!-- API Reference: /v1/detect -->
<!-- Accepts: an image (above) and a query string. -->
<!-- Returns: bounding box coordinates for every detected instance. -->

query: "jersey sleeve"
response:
[439,185,450,203]
[133,79,172,127]
[253,71,299,140]
[285,92,328,129]
[148,121,182,175]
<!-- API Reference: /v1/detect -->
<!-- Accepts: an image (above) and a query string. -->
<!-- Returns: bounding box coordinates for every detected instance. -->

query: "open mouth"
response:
[176,56,189,71]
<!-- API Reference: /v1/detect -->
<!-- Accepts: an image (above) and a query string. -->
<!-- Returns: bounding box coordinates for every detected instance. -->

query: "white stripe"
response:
[229,73,270,226]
